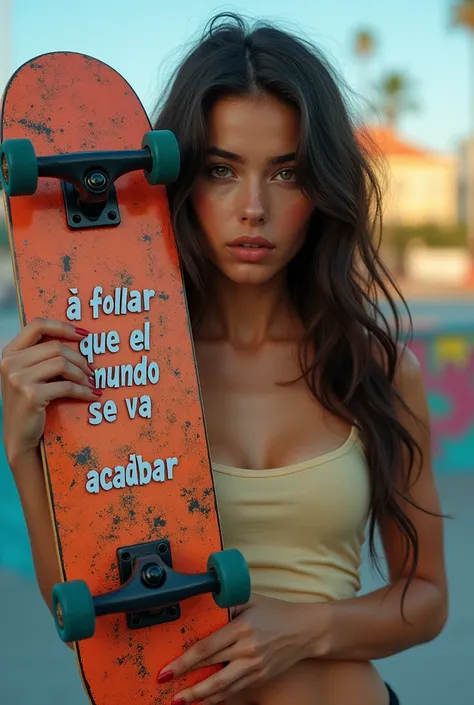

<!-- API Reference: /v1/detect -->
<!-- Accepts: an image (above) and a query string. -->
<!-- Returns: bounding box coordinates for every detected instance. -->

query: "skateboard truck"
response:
[51,545,251,644]
[0,130,180,229]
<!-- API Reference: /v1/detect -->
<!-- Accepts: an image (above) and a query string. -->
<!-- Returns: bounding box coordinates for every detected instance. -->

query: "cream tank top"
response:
[212,427,371,603]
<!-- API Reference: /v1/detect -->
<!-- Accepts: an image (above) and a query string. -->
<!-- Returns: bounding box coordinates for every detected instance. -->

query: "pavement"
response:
[1,274,473,704]
[0,473,473,705]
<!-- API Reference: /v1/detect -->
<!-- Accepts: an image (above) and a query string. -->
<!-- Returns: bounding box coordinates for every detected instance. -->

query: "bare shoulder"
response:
[372,338,428,423]
[393,342,423,389]
[371,336,419,371]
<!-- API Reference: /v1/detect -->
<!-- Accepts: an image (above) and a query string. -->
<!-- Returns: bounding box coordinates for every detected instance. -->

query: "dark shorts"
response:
[386,683,400,705]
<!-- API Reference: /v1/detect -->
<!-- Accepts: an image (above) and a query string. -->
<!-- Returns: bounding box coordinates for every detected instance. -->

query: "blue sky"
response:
[7,0,472,154]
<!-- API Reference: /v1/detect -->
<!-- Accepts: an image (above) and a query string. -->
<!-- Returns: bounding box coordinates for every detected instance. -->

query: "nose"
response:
[238,180,267,226]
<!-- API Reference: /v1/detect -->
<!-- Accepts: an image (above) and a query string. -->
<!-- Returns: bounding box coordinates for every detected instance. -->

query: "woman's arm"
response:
[304,346,448,660]
[152,347,448,705]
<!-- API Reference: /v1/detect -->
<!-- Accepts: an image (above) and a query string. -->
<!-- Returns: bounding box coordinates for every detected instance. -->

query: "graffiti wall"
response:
[410,330,474,475]
[1,325,474,578]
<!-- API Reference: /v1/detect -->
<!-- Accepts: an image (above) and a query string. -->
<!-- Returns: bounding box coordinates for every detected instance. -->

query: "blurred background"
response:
[1,1,473,704]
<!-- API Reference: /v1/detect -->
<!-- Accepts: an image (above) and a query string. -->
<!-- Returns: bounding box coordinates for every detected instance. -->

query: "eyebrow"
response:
[206,146,296,165]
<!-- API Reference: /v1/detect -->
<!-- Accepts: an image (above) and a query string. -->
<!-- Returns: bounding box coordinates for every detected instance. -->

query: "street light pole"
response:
[468,29,474,257]
[453,3,474,258]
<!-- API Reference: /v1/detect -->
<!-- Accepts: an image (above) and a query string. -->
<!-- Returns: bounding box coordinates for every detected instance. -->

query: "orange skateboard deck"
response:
[1,52,250,705]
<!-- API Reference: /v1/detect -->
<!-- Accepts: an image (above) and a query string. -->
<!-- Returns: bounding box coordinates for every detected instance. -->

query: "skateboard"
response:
[0,52,250,704]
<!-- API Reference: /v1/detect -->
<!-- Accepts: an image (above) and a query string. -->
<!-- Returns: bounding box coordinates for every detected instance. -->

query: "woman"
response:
[1,13,447,705]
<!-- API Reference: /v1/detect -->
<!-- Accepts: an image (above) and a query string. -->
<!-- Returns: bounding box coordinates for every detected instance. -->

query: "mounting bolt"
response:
[85,170,108,193]
[141,563,165,588]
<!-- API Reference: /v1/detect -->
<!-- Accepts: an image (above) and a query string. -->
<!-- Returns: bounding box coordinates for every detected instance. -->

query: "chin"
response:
[221,263,278,286]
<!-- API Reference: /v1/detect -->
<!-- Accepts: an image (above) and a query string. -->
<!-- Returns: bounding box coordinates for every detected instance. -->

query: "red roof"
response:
[357,125,430,159]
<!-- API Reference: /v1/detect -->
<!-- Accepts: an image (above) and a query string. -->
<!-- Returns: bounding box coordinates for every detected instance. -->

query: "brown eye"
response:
[275,169,296,183]
[209,165,233,179]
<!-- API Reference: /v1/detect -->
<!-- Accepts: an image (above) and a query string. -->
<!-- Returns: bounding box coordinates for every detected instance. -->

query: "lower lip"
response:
[227,245,274,263]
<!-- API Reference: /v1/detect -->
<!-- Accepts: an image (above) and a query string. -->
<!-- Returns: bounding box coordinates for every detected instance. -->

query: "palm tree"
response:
[354,29,376,69]
[453,0,474,28]
[452,1,474,255]
[353,29,376,114]
[373,71,418,130]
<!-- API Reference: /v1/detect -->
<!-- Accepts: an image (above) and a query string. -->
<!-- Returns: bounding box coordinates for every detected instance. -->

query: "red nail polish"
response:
[88,377,96,388]
[157,670,174,684]
[92,389,103,396]
[171,699,186,705]
[88,363,95,372]
[75,327,90,336]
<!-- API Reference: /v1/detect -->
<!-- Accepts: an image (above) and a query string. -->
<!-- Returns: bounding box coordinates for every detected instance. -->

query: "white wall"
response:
[385,155,459,227]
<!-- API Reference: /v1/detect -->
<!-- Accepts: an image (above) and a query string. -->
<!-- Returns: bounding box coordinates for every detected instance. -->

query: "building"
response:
[358,125,459,228]
[457,137,474,225]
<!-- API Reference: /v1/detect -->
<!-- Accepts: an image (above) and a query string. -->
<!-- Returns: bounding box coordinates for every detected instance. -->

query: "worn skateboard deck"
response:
[0,53,234,704]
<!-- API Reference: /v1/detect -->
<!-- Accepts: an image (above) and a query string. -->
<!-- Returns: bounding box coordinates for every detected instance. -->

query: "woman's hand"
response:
[157,594,324,704]
[1,317,100,467]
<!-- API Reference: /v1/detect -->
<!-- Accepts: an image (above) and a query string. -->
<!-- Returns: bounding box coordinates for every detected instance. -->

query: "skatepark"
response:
[1,296,473,705]
[1,1,474,701]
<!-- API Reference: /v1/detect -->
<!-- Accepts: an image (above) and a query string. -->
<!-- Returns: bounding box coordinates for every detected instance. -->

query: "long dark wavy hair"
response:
[153,12,430,614]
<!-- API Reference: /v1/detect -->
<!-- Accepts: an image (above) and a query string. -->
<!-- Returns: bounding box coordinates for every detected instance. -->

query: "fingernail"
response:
[88,363,95,372]
[157,670,174,684]
[171,699,186,705]
[92,389,103,396]
[88,377,96,388]
[75,327,90,336]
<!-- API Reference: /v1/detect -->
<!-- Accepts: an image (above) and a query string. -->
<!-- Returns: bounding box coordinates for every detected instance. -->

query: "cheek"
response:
[191,184,223,236]
[278,196,313,240]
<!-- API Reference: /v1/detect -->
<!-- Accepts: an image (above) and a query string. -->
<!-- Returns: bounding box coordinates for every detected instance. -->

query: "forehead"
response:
[206,94,301,157]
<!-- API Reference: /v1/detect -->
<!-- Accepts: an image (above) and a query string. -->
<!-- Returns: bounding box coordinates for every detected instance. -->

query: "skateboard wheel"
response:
[0,138,38,196]
[207,549,251,608]
[141,130,180,185]
[51,580,96,643]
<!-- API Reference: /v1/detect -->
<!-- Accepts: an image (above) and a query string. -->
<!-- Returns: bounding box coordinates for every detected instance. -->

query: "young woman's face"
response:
[191,93,314,285]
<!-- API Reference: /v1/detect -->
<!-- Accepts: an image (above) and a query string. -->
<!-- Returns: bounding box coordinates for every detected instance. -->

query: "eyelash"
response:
[206,164,297,183]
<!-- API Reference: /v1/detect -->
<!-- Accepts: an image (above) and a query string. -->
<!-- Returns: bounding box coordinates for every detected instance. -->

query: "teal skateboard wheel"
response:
[0,138,38,196]
[141,130,180,185]
[52,580,96,643]
[207,549,251,608]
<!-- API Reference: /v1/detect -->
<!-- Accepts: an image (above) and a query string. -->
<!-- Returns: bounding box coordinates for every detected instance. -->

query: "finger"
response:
[158,623,239,680]
[3,318,88,354]
[6,339,93,378]
[20,356,95,388]
[200,673,257,705]
[42,380,102,404]
[190,645,236,671]
[172,661,254,704]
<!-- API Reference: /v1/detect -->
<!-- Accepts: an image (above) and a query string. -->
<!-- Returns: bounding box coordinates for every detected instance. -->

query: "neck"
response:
[198,269,302,350]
